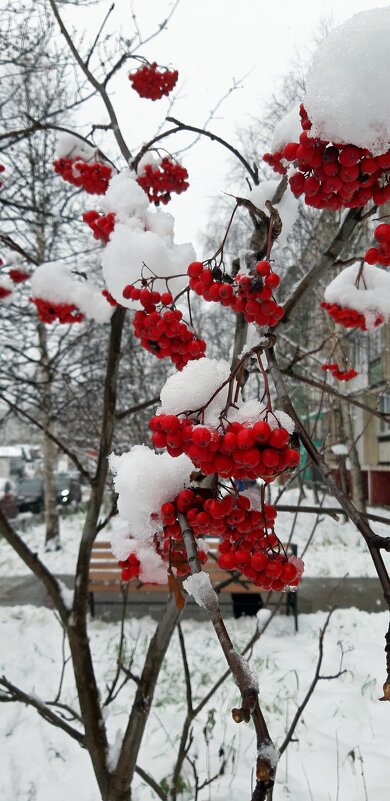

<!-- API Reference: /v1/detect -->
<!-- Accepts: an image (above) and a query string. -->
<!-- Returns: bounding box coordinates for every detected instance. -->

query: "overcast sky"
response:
[65,0,389,254]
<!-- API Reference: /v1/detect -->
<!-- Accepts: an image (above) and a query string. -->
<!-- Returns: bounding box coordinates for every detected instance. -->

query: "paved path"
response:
[0,574,387,621]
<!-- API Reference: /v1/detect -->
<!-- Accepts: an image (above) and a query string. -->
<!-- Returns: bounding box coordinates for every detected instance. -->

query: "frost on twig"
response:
[182,572,219,614]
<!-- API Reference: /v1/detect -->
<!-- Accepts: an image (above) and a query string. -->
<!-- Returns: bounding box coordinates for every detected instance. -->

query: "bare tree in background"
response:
[0,3,389,801]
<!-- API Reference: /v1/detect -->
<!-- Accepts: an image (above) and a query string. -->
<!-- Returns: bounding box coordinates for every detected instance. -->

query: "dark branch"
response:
[0,676,84,745]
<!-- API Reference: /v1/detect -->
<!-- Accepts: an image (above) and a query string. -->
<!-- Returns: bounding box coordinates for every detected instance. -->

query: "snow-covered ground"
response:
[1,488,389,577]
[0,605,388,801]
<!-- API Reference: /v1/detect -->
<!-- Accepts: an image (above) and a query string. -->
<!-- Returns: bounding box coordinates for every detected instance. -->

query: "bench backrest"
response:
[89,541,297,595]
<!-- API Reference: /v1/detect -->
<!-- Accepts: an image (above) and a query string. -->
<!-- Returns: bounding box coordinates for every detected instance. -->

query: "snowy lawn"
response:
[1,489,389,578]
[0,605,388,800]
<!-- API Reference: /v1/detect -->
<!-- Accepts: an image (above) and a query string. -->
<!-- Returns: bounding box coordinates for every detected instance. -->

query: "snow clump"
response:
[101,170,195,309]
[30,262,114,323]
[305,7,390,155]
[183,572,219,612]
[157,357,295,433]
[324,262,390,326]
[271,105,302,153]
[55,132,96,161]
[109,445,194,539]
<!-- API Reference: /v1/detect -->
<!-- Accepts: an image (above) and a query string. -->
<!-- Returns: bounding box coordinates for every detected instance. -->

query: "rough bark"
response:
[339,399,367,514]
[38,304,60,549]
[111,595,183,801]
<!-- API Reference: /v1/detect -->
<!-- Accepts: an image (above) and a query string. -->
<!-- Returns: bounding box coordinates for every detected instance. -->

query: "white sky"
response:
[64,0,390,254]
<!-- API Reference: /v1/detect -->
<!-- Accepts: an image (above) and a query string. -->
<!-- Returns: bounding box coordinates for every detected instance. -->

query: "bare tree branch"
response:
[0,676,85,745]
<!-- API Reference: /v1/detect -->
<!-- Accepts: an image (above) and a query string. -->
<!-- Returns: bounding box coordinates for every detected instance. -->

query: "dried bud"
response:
[257,759,272,782]
[231,706,251,723]
[379,679,390,701]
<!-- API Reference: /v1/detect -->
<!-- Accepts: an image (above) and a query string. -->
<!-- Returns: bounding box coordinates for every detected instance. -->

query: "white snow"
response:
[271,106,302,153]
[332,443,349,456]
[57,579,74,611]
[158,358,295,433]
[102,223,194,309]
[99,169,149,220]
[30,262,114,324]
[159,357,232,424]
[324,262,390,326]
[257,741,279,769]
[305,7,390,155]
[100,169,195,309]
[0,605,389,801]
[229,649,259,691]
[183,571,219,611]
[136,152,161,175]
[245,180,298,249]
[256,608,272,627]
[107,729,123,771]
[109,445,194,539]
[110,530,168,584]
[55,132,96,161]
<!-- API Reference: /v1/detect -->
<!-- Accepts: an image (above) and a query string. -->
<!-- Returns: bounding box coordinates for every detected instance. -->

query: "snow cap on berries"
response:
[102,223,194,309]
[324,262,390,326]
[159,358,233,426]
[109,445,194,538]
[271,106,302,154]
[55,132,96,161]
[111,527,168,583]
[30,262,114,323]
[100,170,148,220]
[304,7,390,155]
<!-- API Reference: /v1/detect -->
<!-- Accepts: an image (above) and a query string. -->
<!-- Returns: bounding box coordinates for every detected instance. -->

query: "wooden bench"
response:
[88,541,299,629]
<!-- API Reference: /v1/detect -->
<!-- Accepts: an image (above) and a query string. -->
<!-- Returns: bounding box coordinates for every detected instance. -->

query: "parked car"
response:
[54,473,82,506]
[0,477,18,519]
[16,477,44,514]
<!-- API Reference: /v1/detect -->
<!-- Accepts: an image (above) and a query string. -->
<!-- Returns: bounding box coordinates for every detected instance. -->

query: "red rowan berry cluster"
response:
[321,362,358,381]
[102,289,119,307]
[53,158,112,195]
[137,157,189,205]
[123,283,206,369]
[264,105,390,210]
[160,489,303,590]
[0,164,5,187]
[188,260,284,327]
[83,210,116,243]
[119,487,304,591]
[128,62,178,100]
[9,269,30,284]
[31,297,84,324]
[160,489,209,575]
[0,286,12,300]
[263,151,287,175]
[149,414,300,481]
[216,499,302,591]
[365,223,390,266]
[118,552,141,582]
[321,301,383,331]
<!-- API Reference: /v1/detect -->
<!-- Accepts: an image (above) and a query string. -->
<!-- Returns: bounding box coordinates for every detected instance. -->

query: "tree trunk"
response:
[111,595,183,800]
[43,416,60,549]
[37,322,60,549]
[340,400,367,514]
